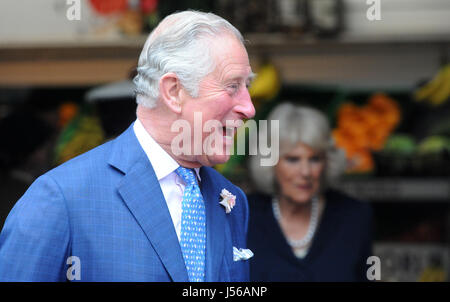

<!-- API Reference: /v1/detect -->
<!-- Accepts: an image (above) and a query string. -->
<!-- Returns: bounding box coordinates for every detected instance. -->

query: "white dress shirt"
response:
[133,119,201,241]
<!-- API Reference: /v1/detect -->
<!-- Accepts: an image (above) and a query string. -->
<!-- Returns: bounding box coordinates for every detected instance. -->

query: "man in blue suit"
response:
[0,10,255,281]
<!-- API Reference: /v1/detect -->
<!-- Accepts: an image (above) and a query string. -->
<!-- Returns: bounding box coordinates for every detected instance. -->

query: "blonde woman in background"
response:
[247,103,373,281]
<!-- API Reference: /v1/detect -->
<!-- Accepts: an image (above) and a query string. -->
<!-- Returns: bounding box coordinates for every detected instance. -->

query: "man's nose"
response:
[235,88,256,119]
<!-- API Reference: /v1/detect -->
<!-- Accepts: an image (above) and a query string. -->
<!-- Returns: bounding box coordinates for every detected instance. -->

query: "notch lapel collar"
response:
[200,167,227,282]
[110,125,188,282]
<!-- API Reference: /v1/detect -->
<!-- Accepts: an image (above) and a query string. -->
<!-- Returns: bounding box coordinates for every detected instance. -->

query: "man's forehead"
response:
[212,49,252,78]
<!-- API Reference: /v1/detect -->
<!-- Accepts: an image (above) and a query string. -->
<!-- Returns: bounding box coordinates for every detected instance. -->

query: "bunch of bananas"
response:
[414,64,450,106]
[249,63,281,102]
[418,266,447,282]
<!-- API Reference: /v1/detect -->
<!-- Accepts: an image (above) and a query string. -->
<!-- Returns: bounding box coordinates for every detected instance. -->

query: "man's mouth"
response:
[222,126,237,139]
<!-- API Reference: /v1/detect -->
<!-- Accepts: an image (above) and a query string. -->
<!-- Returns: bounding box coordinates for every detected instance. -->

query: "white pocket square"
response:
[233,247,254,261]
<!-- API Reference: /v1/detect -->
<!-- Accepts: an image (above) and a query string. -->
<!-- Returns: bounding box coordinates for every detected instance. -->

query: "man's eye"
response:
[229,83,239,90]
[227,83,240,94]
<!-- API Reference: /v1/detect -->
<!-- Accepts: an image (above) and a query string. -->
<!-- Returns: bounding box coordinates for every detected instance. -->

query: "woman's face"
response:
[274,142,326,204]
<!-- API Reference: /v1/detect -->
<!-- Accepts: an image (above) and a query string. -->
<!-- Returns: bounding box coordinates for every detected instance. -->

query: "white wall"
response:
[344,0,450,39]
[0,0,115,44]
[1,0,450,44]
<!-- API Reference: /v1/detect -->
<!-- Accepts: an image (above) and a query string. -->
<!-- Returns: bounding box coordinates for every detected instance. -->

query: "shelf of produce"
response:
[335,178,450,202]
[373,242,449,282]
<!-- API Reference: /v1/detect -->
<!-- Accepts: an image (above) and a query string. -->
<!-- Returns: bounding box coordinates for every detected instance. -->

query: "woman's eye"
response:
[285,156,299,163]
[310,156,323,163]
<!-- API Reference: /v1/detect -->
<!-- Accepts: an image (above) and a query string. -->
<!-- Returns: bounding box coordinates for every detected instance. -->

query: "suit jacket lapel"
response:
[200,167,227,282]
[109,125,189,282]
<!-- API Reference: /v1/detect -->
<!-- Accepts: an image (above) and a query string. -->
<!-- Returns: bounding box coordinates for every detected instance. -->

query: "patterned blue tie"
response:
[175,166,206,282]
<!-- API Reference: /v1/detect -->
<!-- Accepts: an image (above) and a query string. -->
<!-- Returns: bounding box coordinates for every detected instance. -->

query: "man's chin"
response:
[200,154,232,167]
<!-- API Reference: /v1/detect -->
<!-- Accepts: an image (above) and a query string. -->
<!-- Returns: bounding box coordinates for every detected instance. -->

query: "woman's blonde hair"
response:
[249,102,347,194]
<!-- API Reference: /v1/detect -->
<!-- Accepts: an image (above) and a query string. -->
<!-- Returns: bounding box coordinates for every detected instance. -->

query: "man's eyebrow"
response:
[227,72,256,83]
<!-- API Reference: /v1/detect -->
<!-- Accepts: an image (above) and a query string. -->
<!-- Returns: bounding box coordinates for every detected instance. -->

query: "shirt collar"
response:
[133,119,201,181]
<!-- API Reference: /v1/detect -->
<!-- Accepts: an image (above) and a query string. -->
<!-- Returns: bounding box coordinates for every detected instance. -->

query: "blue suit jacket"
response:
[0,124,249,281]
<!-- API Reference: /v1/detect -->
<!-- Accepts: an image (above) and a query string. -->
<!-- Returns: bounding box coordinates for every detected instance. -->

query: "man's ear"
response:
[159,72,182,114]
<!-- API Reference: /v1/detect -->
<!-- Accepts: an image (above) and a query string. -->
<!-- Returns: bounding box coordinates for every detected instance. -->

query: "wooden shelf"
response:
[0,33,449,87]
[0,59,137,87]
[0,36,143,87]
[334,178,450,202]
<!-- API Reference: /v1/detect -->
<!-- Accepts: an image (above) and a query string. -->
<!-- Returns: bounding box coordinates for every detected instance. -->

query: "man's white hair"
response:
[133,10,244,108]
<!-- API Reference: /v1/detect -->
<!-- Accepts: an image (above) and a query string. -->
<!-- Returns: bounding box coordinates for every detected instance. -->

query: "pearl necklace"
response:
[272,196,319,249]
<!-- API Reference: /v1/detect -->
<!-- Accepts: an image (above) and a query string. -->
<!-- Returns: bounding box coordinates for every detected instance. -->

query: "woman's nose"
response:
[299,161,312,177]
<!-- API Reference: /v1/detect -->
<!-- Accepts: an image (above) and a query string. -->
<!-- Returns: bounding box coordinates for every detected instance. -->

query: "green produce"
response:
[417,135,450,154]
[54,109,105,165]
[383,134,416,155]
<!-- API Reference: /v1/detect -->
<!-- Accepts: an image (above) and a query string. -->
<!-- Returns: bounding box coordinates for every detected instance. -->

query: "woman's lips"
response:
[297,184,312,190]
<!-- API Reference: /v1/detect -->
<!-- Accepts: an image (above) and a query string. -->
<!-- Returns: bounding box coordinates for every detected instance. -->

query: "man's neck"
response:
[137,104,174,149]
[136,105,202,169]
